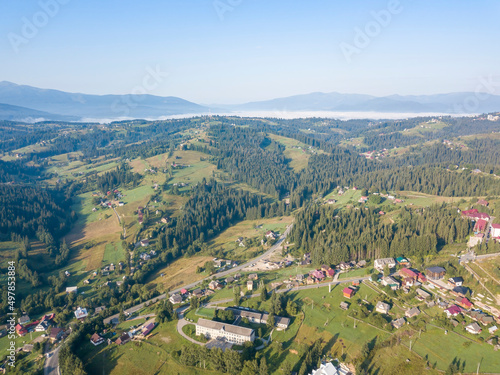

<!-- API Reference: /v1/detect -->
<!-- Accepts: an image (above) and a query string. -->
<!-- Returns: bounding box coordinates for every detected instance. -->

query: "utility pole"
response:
[409,340,412,352]
[477,362,480,375]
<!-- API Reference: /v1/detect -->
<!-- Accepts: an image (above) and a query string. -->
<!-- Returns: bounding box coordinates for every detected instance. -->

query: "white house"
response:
[74,307,88,320]
[374,258,396,272]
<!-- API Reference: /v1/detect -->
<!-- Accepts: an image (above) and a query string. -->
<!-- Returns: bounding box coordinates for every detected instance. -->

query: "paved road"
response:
[104,224,293,325]
[177,318,206,346]
[44,342,62,375]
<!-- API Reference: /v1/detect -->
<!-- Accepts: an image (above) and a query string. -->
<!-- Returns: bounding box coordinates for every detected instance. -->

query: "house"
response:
[141,322,156,336]
[49,327,64,342]
[15,324,27,336]
[340,302,350,310]
[477,199,489,207]
[445,305,462,318]
[95,306,106,314]
[275,316,291,330]
[479,315,494,326]
[22,344,33,353]
[452,286,470,298]
[461,209,490,221]
[392,317,406,329]
[382,276,400,290]
[311,269,325,281]
[116,332,131,345]
[140,253,150,261]
[64,271,70,277]
[213,259,225,268]
[466,322,482,335]
[415,288,431,299]
[458,297,473,309]
[343,287,355,299]
[405,307,420,318]
[339,262,352,271]
[448,277,463,287]
[491,224,500,239]
[488,326,498,334]
[180,288,189,295]
[265,230,277,239]
[192,289,203,298]
[399,268,418,280]
[18,315,30,325]
[35,321,50,332]
[83,279,91,285]
[140,239,149,247]
[395,257,410,266]
[66,286,78,293]
[468,233,485,247]
[301,253,312,265]
[357,260,367,268]
[208,281,222,290]
[248,273,258,280]
[247,280,254,291]
[310,362,339,375]
[225,276,235,284]
[325,268,336,277]
[403,277,415,287]
[74,307,88,320]
[474,219,488,233]
[374,258,396,272]
[90,332,104,346]
[169,294,183,304]
[376,301,391,314]
[426,266,446,280]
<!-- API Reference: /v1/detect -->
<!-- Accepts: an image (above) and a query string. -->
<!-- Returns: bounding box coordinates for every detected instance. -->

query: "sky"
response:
[1,0,499,104]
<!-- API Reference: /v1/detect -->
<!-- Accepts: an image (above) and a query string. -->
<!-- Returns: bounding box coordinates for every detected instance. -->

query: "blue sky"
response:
[1,0,499,103]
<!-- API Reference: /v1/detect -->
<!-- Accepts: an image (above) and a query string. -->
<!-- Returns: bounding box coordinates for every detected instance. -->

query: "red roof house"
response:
[399,268,418,280]
[474,219,488,232]
[15,324,27,336]
[445,305,462,318]
[459,297,473,309]
[343,287,355,299]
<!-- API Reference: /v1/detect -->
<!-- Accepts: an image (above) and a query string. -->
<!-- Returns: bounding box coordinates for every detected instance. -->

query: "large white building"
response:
[374,258,396,272]
[196,318,255,344]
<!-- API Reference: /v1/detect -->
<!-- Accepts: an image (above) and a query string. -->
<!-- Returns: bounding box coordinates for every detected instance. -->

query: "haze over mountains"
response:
[1,81,500,122]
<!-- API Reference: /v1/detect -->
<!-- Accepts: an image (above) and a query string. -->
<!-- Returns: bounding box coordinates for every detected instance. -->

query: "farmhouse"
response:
[405,307,420,318]
[465,322,482,335]
[445,305,462,318]
[196,318,255,344]
[169,294,182,304]
[116,332,131,345]
[392,317,406,329]
[49,327,64,342]
[375,301,391,314]
[448,277,463,287]
[90,333,105,346]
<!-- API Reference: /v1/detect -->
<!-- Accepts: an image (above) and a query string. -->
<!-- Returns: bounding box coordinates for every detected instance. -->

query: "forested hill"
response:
[290,204,474,265]
[0,184,76,242]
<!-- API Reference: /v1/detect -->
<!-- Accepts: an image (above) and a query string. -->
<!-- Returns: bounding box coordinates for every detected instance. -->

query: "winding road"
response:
[105,224,293,325]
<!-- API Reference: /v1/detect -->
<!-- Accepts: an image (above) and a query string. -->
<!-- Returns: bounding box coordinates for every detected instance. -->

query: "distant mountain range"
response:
[0,81,208,122]
[1,81,500,122]
[227,92,500,114]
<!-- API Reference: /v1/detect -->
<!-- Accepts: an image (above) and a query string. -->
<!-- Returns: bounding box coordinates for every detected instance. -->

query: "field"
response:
[268,134,324,171]
[207,216,294,260]
[402,120,451,136]
[147,255,214,292]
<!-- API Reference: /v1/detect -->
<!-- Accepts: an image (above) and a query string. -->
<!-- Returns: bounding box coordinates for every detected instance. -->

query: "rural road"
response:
[105,224,293,325]
[44,342,62,375]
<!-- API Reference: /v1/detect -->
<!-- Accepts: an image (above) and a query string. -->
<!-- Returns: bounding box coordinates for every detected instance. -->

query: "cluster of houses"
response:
[14,313,65,342]
[359,149,390,160]
[460,202,500,246]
